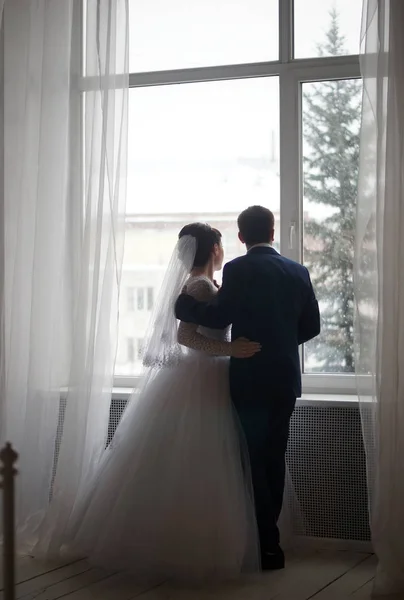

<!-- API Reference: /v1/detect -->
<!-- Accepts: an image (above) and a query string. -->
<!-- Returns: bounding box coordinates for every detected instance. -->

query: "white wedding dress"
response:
[68,276,260,583]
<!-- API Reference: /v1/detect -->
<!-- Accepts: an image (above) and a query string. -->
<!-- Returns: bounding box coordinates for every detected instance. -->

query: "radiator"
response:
[286,402,370,542]
[54,396,371,544]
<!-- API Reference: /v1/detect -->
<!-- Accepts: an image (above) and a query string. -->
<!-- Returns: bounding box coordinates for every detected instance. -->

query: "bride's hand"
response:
[230,337,261,359]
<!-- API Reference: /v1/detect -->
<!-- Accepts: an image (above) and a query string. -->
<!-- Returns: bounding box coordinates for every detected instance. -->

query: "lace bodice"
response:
[177,276,231,356]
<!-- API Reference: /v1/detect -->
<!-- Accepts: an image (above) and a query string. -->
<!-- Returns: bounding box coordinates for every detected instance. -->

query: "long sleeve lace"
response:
[177,277,232,357]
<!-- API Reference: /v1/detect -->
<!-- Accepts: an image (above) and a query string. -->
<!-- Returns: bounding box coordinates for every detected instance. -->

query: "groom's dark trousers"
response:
[175,246,320,553]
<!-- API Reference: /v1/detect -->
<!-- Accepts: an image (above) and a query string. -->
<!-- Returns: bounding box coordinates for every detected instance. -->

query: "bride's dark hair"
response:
[178,223,222,268]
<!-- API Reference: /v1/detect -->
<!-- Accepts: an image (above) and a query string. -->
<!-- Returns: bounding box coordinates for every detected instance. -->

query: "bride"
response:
[67,222,262,583]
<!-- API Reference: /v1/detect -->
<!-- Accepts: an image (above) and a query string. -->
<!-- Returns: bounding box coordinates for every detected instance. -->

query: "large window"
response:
[85,0,363,391]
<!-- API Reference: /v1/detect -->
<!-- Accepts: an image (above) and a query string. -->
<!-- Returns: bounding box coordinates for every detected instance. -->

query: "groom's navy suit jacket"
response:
[175,246,320,398]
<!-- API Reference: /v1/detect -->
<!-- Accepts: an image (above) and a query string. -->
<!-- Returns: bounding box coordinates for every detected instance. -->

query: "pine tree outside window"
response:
[302,11,363,375]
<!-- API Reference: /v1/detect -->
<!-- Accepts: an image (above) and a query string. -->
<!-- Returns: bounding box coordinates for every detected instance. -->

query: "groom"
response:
[175,206,320,570]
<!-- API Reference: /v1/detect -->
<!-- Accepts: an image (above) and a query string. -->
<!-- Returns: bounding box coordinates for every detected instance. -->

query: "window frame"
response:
[80,0,363,395]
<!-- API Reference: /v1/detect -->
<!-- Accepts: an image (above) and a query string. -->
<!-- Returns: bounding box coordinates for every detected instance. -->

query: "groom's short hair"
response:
[237,206,275,246]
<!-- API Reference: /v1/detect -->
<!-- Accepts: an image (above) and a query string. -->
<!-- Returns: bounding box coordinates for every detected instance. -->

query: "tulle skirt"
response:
[67,352,261,583]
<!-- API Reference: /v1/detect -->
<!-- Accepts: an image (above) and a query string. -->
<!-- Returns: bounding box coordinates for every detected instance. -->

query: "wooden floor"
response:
[0,549,376,600]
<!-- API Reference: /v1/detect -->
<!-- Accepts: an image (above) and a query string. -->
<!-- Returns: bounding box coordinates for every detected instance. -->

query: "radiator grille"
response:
[287,405,370,542]
[53,397,371,543]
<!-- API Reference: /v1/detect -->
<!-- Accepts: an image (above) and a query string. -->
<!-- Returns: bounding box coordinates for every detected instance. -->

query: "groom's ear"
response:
[238,231,245,244]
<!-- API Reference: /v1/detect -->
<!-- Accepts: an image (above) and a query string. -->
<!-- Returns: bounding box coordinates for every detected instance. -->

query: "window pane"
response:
[127,338,135,363]
[115,77,280,376]
[129,0,278,72]
[302,79,362,374]
[294,0,362,59]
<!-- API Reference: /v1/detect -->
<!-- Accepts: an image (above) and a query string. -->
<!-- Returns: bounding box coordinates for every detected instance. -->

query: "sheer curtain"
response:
[356,0,404,596]
[0,0,128,554]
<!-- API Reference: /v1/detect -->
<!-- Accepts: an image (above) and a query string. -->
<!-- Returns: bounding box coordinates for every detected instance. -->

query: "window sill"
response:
[107,387,361,406]
[60,385,369,406]
[298,393,360,407]
[113,374,367,404]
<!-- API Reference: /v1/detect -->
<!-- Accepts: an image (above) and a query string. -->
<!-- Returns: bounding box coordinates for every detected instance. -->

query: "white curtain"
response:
[0,0,5,431]
[0,0,128,554]
[356,0,404,597]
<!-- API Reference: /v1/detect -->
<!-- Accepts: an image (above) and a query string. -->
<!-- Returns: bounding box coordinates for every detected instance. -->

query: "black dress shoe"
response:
[261,547,285,571]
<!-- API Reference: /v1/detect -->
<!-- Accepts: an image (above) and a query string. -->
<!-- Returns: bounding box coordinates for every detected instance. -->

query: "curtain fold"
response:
[0,0,128,554]
[356,0,404,596]
[0,0,4,455]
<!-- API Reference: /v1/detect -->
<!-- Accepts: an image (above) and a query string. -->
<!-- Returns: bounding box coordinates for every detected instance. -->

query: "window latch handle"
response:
[288,221,296,250]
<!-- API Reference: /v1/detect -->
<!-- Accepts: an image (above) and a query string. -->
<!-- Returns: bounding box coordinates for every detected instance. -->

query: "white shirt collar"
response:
[247,243,273,252]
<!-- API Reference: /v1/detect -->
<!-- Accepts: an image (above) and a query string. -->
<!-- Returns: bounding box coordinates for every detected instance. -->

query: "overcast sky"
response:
[126,0,362,215]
